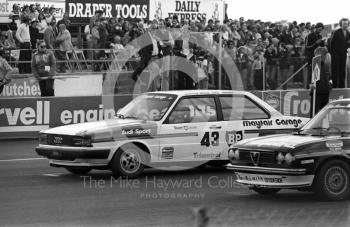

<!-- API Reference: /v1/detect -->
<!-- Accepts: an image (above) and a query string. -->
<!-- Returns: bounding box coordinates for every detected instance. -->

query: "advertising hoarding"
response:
[66,0,149,24]
[149,0,225,22]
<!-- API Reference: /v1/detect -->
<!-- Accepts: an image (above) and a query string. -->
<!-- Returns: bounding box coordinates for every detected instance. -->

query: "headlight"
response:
[228,148,235,162]
[228,148,239,161]
[276,152,285,164]
[285,153,295,165]
[72,136,92,147]
[39,133,47,145]
[234,149,240,160]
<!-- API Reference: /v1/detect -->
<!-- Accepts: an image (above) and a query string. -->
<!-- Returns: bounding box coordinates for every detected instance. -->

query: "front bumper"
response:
[36,145,110,161]
[227,164,314,188]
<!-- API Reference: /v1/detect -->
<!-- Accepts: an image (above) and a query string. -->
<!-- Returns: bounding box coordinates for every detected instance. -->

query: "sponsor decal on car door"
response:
[158,96,222,161]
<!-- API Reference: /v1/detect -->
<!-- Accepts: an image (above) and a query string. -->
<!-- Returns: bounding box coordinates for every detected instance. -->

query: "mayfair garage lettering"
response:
[243,118,302,128]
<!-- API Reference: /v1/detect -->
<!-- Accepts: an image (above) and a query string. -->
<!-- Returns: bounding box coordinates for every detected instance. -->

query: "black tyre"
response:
[110,144,147,178]
[252,186,281,195]
[314,160,349,201]
[66,167,92,175]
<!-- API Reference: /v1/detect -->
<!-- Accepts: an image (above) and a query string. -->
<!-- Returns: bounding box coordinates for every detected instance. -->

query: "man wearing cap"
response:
[305,22,325,87]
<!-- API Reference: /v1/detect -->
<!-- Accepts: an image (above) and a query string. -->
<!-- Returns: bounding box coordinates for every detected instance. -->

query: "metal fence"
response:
[7,44,308,90]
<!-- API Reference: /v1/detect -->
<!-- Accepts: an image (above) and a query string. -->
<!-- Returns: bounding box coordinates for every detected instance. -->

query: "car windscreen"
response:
[117,94,177,121]
[301,106,350,134]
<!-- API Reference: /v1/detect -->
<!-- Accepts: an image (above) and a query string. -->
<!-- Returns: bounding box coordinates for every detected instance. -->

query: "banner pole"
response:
[218,32,222,90]
[312,87,316,117]
[262,59,266,90]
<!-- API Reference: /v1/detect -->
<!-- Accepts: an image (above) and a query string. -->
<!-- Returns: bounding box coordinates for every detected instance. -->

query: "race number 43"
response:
[201,131,219,147]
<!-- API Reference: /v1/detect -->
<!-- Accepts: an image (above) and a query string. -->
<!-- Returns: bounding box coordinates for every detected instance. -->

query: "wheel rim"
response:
[324,166,348,195]
[120,149,141,174]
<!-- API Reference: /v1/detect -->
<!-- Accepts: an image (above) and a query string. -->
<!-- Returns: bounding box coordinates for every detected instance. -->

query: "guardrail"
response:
[4,47,349,91]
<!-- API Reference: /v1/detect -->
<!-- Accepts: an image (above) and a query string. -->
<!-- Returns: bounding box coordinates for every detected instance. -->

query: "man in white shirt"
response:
[16,16,31,74]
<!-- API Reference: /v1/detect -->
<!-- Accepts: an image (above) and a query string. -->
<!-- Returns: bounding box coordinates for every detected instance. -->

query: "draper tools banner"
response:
[66,0,149,23]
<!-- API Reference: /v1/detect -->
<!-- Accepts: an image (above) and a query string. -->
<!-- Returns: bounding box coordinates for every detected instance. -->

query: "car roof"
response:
[148,90,283,117]
[148,90,254,96]
[329,98,350,105]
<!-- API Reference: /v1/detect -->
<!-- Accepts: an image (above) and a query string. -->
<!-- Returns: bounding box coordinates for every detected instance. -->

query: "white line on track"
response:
[0,158,45,162]
[43,173,64,177]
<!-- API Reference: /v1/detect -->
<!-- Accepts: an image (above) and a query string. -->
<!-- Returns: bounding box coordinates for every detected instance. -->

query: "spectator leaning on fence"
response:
[31,40,56,96]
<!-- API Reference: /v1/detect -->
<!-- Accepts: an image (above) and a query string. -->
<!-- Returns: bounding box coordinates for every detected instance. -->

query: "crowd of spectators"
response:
[2,4,350,91]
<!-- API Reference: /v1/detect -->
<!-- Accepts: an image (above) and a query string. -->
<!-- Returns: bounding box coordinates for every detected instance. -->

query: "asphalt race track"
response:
[1,139,349,227]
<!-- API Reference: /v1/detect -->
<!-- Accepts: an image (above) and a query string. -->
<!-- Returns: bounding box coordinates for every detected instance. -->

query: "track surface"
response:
[0,140,349,226]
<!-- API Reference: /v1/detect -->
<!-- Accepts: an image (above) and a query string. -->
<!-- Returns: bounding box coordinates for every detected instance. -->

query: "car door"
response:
[219,94,271,150]
[158,95,224,162]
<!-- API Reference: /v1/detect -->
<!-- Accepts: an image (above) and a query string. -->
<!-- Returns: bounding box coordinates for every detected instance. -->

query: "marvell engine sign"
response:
[0,100,50,132]
[67,0,149,24]
[149,0,224,22]
[0,96,132,135]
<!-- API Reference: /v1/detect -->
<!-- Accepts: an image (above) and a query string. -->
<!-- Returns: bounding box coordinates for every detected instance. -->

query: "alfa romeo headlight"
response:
[228,148,240,162]
[276,152,285,164]
[228,148,235,162]
[234,149,240,160]
[285,153,295,165]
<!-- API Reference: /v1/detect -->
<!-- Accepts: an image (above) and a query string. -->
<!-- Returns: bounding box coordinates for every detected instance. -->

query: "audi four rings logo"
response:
[250,152,260,166]
[53,136,63,144]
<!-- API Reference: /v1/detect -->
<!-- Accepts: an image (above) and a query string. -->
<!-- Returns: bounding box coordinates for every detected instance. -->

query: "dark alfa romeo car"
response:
[227,99,350,201]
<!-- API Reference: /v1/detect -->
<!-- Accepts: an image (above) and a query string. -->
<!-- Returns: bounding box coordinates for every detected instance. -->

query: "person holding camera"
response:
[31,40,56,96]
[305,22,325,87]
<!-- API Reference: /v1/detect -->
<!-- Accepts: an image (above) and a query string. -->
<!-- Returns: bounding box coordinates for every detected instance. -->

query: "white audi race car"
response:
[36,90,309,178]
